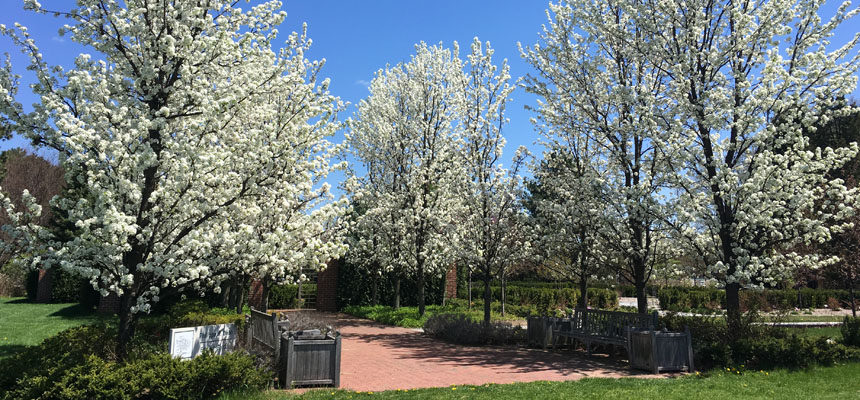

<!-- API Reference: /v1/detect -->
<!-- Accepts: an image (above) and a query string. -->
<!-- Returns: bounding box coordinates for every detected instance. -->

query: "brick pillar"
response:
[316,259,339,312]
[97,293,120,314]
[36,269,53,303]
[444,264,457,300]
[248,279,264,310]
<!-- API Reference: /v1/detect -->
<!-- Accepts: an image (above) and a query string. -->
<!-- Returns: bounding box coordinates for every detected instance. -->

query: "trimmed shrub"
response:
[660,313,860,371]
[657,287,854,312]
[50,268,88,303]
[0,303,269,400]
[2,351,268,400]
[268,283,316,309]
[842,316,860,347]
[485,285,618,315]
[423,313,525,346]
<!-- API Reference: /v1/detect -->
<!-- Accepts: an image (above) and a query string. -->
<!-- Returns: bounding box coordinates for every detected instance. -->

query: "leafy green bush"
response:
[423,313,525,346]
[660,313,860,371]
[486,285,618,314]
[657,287,853,312]
[268,283,316,309]
[842,316,860,347]
[3,351,268,400]
[341,304,438,328]
[0,304,269,400]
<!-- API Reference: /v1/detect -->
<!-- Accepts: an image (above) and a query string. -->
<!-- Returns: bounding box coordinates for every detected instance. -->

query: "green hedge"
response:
[0,300,268,400]
[268,283,316,309]
[469,285,617,315]
[660,314,860,370]
[658,287,854,312]
[0,327,268,400]
[472,281,661,297]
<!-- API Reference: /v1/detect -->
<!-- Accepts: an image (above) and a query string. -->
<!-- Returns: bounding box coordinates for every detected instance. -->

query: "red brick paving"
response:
[287,312,661,392]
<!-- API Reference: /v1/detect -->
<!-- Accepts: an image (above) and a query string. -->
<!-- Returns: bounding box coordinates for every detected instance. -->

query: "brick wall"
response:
[444,264,457,299]
[35,269,53,303]
[248,279,264,310]
[98,293,120,314]
[316,259,339,312]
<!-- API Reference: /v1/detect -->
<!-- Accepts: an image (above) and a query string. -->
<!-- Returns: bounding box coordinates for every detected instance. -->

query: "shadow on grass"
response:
[4,298,31,304]
[0,344,29,359]
[48,303,101,319]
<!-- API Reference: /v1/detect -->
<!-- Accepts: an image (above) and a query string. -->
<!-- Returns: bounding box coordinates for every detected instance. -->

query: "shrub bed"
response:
[842,316,860,347]
[462,285,618,315]
[268,283,316,309]
[423,313,525,346]
[657,287,854,312]
[660,313,860,370]
[0,300,269,400]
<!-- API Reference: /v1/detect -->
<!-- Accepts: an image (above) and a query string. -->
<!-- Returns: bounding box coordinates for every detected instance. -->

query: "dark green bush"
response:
[268,283,316,309]
[657,287,853,312]
[423,313,525,346]
[659,313,860,371]
[50,268,88,303]
[842,316,860,347]
[0,304,269,400]
[336,258,446,308]
[3,351,269,400]
[483,285,617,315]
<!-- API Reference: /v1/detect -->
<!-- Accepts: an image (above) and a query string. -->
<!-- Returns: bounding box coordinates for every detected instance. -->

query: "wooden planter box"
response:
[628,328,694,373]
[279,330,342,388]
[527,316,558,349]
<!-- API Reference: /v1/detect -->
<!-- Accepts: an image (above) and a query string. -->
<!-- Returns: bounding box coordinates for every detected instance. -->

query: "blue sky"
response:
[1,0,858,172]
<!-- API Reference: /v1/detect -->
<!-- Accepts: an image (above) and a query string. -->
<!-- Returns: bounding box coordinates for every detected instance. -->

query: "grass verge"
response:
[341,302,523,329]
[221,362,860,399]
[0,297,112,359]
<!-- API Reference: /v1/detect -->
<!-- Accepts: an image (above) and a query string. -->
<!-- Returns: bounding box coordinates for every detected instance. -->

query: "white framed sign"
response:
[169,323,238,360]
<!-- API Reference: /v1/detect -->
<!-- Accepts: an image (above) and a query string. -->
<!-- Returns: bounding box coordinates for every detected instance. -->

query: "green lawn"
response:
[341,303,522,328]
[770,315,850,322]
[223,363,860,399]
[791,326,843,339]
[0,297,112,358]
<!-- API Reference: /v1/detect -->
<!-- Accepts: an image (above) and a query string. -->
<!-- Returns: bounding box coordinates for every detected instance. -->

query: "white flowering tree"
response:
[458,39,531,324]
[348,42,466,316]
[526,148,610,309]
[632,0,860,332]
[0,0,347,357]
[521,0,673,313]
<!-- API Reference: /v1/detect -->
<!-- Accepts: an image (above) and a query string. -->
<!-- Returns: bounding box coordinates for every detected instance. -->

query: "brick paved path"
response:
[289,312,660,392]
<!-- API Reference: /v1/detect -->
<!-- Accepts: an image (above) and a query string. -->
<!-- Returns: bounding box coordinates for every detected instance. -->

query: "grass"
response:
[221,362,860,400]
[0,297,112,359]
[790,326,843,339]
[341,302,523,329]
[768,315,849,322]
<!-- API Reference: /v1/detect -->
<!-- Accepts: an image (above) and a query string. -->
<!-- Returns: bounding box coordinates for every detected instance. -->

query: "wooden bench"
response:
[552,308,658,354]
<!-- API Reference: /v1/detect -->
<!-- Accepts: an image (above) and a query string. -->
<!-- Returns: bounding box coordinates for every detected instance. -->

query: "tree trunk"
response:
[579,275,589,309]
[417,268,426,317]
[234,278,246,314]
[116,293,139,361]
[372,272,379,306]
[726,282,742,336]
[635,280,647,314]
[501,275,506,317]
[468,270,472,310]
[442,276,447,307]
[261,280,271,312]
[848,270,856,318]
[394,277,401,309]
[482,271,491,326]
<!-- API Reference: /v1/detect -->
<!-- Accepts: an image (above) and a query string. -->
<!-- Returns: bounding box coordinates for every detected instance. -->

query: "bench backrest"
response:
[574,308,657,339]
[247,308,290,365]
